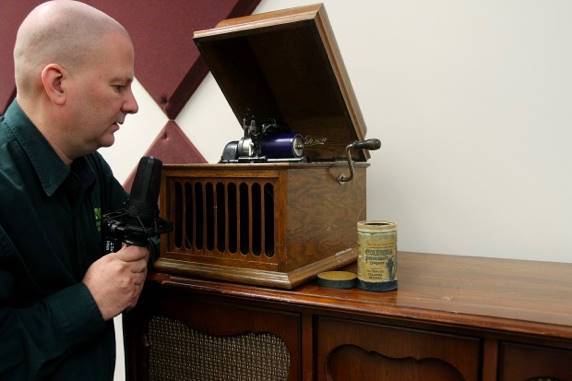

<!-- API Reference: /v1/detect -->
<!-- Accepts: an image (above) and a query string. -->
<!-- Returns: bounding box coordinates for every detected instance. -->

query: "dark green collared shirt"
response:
[0,100,128,380]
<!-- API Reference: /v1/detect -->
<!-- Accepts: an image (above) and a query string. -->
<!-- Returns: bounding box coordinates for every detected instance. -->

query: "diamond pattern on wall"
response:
[2,1,260,116]
[88,0,261,119]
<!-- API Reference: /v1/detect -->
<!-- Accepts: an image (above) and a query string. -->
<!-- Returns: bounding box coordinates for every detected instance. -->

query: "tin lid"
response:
[357,220,397,233]
[317,271,357,289]
[193,4,369,162]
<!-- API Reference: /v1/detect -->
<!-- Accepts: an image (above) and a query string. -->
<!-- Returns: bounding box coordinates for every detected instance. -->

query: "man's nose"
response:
[123,88,139,114]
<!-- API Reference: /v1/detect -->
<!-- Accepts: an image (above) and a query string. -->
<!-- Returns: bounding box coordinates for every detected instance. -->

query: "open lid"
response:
[194,4,369,161]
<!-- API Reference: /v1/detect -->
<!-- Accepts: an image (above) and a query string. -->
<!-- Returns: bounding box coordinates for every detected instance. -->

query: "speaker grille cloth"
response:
[147,315,290,380]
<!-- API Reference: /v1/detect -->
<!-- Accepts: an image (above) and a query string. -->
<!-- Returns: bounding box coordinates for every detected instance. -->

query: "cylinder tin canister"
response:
[357,220,398,291]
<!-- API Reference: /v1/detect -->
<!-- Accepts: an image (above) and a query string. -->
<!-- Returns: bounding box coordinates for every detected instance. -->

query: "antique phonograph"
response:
[154,4,380,289]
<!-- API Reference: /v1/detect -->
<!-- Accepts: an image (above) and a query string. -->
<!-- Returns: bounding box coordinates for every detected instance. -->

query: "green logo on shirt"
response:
[94,207,102,232]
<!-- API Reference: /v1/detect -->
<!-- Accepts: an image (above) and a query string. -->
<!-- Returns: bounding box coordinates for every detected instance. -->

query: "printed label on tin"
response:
[357,231,397,283]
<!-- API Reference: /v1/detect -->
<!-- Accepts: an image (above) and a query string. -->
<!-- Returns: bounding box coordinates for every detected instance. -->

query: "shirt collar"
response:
[3,100,72,197]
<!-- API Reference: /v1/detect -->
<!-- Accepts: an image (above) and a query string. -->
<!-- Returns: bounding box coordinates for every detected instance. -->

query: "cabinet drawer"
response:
[500,342,572,381]
[317,317,480,381]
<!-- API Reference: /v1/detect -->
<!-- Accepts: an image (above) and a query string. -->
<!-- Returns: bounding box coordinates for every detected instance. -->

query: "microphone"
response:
[126,156,162,222]
[103,156,172,252]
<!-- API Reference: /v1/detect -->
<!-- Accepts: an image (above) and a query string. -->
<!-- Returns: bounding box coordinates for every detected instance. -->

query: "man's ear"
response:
[40,64,67,105]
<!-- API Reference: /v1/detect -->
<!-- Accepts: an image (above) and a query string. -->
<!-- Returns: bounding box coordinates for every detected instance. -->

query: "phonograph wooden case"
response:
[155,4,379,289]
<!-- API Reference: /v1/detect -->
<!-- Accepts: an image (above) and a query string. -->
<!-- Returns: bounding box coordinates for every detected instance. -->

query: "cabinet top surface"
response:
[151,252,572,339]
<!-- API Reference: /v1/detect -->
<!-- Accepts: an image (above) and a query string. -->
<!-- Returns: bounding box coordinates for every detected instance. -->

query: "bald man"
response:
[0,1,150,379]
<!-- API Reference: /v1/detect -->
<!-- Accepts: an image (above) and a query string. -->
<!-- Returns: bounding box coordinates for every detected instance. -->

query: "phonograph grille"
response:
[170,177,277,259]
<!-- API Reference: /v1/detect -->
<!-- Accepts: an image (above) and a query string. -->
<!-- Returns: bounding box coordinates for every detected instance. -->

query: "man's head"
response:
[14,0,138,164]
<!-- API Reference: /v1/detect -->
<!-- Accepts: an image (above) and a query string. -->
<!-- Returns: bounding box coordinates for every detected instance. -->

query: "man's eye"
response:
[113,85,125,92]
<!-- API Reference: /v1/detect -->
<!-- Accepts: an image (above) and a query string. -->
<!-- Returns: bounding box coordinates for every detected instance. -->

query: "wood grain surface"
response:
[150,251,572,339]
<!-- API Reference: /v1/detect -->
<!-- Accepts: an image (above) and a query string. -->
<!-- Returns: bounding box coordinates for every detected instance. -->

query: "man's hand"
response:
[82,245,150,321]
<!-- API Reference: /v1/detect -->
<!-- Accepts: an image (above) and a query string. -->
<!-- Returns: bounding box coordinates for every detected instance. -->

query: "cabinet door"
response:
[317,317,480,381]
[500,342,572,381]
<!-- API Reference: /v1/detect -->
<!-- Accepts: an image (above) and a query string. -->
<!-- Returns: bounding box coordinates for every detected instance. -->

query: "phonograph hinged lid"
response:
[193,3,369,162]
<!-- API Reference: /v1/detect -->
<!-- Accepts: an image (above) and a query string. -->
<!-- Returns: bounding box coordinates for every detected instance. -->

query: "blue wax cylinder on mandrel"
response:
[356,220,398,291]
[261,132,304,159]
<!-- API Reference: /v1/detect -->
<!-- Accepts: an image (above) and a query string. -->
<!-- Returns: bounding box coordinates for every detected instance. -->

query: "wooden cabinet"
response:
[125,252,572,380]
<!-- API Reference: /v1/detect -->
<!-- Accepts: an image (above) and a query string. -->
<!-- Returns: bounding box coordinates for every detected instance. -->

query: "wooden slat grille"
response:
[171,178,276,258]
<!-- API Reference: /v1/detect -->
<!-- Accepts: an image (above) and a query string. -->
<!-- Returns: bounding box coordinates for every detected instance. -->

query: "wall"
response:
[94,1,572,379]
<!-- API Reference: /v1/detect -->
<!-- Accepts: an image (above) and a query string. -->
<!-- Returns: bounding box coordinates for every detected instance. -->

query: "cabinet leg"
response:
[302,312,314,380]
[483,338,499,381]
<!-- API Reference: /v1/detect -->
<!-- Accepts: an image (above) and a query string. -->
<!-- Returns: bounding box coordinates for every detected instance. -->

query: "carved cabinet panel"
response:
[316,317,480,381]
